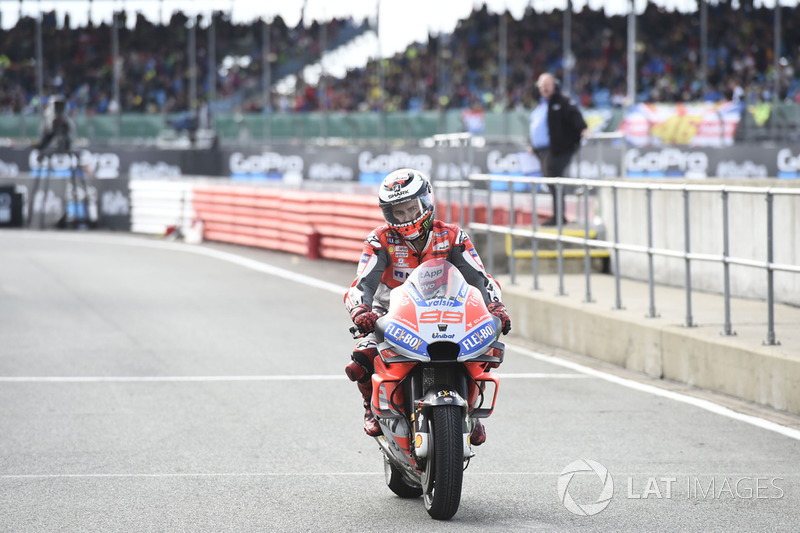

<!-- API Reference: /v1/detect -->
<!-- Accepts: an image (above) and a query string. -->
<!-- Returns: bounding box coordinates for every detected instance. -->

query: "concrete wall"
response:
[502,276,800,416]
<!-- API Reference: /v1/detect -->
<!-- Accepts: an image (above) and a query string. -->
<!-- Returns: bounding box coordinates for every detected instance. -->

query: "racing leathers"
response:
[344,220,502,315]
[344,220,506,438]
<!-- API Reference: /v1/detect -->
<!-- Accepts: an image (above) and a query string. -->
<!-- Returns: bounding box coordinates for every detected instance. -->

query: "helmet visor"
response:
[381,191,434,226]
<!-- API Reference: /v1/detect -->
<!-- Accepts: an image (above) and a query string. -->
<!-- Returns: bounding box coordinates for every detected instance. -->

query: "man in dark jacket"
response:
[529,73,588,225]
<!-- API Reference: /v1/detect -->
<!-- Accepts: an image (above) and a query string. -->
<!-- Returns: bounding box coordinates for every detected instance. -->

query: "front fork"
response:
[412,387,472,460]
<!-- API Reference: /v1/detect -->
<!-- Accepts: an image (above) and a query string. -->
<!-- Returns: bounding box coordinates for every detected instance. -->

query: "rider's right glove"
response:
[487,302,512,335]
[350,303,379,334]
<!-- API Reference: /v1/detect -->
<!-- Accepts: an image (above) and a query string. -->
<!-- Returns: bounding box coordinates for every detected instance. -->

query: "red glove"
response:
[487,302,511,335]
[350,304,378,334]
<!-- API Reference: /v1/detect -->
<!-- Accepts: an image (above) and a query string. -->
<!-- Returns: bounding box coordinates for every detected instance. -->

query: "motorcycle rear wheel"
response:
[384,456,423,498]
[422,405,464,520]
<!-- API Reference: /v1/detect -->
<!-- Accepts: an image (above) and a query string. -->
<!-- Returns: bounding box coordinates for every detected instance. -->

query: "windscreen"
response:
[406,259,467,302]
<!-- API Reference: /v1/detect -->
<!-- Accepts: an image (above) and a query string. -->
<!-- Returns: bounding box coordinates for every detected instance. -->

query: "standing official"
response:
[529,73,588,226]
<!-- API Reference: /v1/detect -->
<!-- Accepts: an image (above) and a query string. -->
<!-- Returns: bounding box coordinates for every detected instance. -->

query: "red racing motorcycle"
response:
[356,258,504,520]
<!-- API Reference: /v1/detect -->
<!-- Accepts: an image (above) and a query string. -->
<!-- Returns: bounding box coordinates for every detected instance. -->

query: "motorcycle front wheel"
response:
[422,404,464,520]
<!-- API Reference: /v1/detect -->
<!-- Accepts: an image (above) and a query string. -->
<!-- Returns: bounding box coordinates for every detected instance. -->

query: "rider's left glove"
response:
[350,303,379,334]
[487,302,512,335]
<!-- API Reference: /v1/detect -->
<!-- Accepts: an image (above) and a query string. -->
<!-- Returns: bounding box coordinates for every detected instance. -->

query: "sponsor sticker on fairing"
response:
[459,322,496,354]
[385,321,426,353]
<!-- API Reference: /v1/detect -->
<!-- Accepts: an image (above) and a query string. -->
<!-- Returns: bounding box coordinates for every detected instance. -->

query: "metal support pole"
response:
[375,0,385,143]
[773,4,781,107]
[646,188,658,318]
[563,1,573,96]
[532,183,540,291]
[446,164,452,225]
[188,21,197,112]
[556,183,566,296]
[208,16,216,129]
[111,12,120,137]
[509,182,516,285]
[320,18,328,138]
[262,20,272,142]
[612,185,623,309]
[700,0,708,96]
[583,181,593,303]
[468,177,474,234]
[459,138,466,227]
[721,189,735,335]
[626,0,637,106]
[765,191,779,345]
[487,182,494,275]
[683,189,695,327]
[36,12,44,114]
[499,12,507,111]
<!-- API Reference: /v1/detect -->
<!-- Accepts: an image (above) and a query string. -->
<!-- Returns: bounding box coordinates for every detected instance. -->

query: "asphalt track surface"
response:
[1,230,799,532]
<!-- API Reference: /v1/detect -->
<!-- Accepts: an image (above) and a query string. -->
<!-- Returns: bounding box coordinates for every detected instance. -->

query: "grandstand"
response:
[0,1,798,144]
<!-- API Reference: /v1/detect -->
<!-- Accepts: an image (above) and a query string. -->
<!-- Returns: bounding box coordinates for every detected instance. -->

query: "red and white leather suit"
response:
[344,220,502,315]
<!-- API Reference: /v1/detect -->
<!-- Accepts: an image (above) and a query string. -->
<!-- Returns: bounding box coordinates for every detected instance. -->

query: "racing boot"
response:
[346,343,381,437]
[357,381,382,437]
[470,419,486,446]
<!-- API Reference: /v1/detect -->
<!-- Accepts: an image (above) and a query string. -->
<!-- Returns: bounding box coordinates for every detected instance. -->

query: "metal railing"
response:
[465,174,800,346]
[430,132,475,227]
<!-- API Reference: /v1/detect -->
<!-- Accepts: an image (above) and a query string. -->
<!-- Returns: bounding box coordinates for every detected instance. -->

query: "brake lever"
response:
[350,326,368,339]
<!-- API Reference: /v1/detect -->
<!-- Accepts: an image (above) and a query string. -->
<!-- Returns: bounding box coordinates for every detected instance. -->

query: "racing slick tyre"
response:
[423,405,464,520]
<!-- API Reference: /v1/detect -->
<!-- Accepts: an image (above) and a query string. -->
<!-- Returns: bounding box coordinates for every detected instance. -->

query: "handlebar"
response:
[350,326,368,339]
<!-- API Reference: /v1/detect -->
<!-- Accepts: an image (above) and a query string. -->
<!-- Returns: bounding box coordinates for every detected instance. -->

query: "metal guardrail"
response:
[466,174,800,346]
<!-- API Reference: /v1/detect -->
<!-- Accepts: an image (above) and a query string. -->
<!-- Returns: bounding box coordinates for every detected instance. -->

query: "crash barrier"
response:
[190,183,546,262]
[467,174,800,345]
[192,184,389,261]
[128,178,550,262]
[127,182,389,261]
[129,180,195,235]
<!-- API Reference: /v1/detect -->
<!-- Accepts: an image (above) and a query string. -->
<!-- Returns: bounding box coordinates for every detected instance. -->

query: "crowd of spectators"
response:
[0,11,361,115]
[0,1,798,116]
[320,2,800,113]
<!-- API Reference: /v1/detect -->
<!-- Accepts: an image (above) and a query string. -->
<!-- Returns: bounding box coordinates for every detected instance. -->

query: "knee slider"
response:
[345,350,374,383]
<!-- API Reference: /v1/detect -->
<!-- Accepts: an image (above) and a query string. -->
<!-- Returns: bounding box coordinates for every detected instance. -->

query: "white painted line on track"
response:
[496,373,589,379]
[0,375,348,383]
[0,472,384,480]
[5,232,800,442]
[509,344,800,443]
[5,471,797,480]
[0,373,587,383]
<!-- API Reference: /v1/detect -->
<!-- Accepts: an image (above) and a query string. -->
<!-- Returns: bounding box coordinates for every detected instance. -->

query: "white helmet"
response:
[378,168,435,240]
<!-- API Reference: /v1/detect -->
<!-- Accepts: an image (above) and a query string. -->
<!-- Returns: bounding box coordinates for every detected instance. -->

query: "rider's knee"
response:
[346,341,377,383]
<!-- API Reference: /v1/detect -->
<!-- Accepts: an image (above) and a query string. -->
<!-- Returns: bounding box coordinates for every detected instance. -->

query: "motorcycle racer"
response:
[344,168,512,443]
